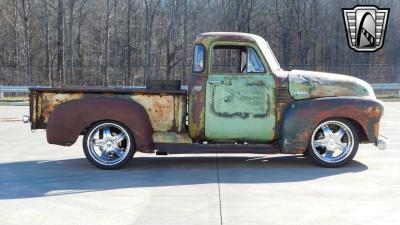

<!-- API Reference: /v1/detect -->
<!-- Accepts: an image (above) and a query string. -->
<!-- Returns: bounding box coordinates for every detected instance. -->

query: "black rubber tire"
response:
[83,120,135,170]
[307,119,359,168]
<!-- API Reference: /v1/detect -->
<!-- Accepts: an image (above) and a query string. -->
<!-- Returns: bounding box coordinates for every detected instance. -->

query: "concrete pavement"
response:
[0,103,399,225]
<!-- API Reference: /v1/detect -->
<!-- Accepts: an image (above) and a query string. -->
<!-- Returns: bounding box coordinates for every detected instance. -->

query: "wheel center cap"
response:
[107,141,112,146]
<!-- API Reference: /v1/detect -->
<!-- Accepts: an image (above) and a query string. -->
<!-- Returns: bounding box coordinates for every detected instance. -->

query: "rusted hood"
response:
[288,70,375,100]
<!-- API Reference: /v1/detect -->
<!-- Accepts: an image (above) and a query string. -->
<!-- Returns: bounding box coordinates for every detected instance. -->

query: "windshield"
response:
[256,38,281,72]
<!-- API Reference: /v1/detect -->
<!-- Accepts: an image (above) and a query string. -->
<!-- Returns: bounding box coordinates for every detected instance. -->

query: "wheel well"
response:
[305,117,367,154]
[343,118,368,143]
[80,119,127,135]
[46,97,153,151]
[318,117,368,143]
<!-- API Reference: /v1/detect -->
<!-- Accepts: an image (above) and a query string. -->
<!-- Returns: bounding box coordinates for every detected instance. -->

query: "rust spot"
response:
[46,98,154,152]
[280,97,383,154]
[210,92,270,119]
[134,95,176,131]
[274,77,293,140]
[188,75,207,141]
[30,87,186,133]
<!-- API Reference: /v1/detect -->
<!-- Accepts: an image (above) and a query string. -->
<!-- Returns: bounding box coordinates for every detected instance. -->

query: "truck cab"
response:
[189,33,277,142]
[27,32,385,170]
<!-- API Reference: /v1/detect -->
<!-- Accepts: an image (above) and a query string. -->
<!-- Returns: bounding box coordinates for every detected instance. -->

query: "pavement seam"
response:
[215,153,223,225]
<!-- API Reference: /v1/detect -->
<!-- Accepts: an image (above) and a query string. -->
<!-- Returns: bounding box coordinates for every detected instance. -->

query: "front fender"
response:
[46,98,154,152]
[280,97,383,154]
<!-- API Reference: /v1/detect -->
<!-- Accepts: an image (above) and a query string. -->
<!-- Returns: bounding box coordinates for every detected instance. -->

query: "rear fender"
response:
[280,97,383,154]
[46,98,154,152]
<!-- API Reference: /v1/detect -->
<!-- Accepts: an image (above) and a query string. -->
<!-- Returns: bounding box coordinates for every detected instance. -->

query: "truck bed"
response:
[29,86,187,134]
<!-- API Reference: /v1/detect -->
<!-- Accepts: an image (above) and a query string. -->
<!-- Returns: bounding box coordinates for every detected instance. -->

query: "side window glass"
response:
[247,48,265,73]
[193,44,205,72]
[211,45,266,74]
[212,47,244,74]
[240,50,247,73]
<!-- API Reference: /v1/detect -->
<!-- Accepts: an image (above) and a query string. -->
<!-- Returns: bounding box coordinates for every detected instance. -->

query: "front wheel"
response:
[83,121,135,170]
[307,119,359,168]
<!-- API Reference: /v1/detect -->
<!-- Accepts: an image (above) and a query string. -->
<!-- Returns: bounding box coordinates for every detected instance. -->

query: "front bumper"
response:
[376,135,389,150]
[22,115,30,123]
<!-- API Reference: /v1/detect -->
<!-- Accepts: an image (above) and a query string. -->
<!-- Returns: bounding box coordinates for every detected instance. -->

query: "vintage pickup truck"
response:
[25,32,386,169]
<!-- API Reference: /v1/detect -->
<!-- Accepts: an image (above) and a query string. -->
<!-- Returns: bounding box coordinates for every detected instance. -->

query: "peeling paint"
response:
[205,74,275,141]
[288,70,375,100]
[30,87,186,133]
[152,132,193,144]
[28,32,384,155]
[188,75,207,141]
[280,97,384,154]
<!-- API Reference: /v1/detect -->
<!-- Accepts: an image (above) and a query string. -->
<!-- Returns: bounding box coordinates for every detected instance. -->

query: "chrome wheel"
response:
[310,120,355,164]
[86,122,131,166]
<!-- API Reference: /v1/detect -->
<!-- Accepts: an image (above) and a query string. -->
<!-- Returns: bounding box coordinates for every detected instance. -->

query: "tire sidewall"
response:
[83,120,136,170]
[307,119,359,168]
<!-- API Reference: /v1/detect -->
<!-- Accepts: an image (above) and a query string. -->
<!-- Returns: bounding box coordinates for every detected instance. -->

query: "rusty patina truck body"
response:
[27,32,386,169]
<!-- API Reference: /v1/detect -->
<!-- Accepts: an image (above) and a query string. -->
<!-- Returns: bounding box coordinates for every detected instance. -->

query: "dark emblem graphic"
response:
[343,5,389,52]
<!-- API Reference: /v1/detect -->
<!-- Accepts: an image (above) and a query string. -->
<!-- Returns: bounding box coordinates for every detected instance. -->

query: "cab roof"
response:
[194,32,281,73]
[195,32,264,45]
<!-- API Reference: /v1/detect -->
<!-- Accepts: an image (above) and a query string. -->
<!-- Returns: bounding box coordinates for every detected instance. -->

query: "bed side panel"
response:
[32,91,186,133]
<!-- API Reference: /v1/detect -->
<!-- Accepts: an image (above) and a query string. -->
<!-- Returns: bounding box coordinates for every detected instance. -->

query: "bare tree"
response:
[57,0,64,85]
[103,0,118,86]
[75,0,88,85]
[43,0,51,86]
[164,0,183,80]
[0,0,398,87]
[144,0,160,84]
[104,0,111,86]
[67,0,76,85]
[19,0,32,84]
[182,0,188,82]
[125,0,133,85]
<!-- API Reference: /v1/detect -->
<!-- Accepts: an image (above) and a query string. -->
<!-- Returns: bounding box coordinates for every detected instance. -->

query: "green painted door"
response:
[205,46,275,142]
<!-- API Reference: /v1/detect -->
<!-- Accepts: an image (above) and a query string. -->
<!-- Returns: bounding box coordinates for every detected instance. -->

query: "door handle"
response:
[209,80,224,85]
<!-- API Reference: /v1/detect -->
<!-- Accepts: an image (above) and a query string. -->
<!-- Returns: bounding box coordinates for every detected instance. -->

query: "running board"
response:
[154,143,279,154]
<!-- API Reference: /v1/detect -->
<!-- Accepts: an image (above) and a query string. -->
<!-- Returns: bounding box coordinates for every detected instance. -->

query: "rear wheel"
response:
[307,119,359,168]
[83,121,135,170]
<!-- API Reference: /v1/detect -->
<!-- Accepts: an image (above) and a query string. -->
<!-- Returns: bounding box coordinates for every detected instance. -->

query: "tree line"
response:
[0,0,399,86]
